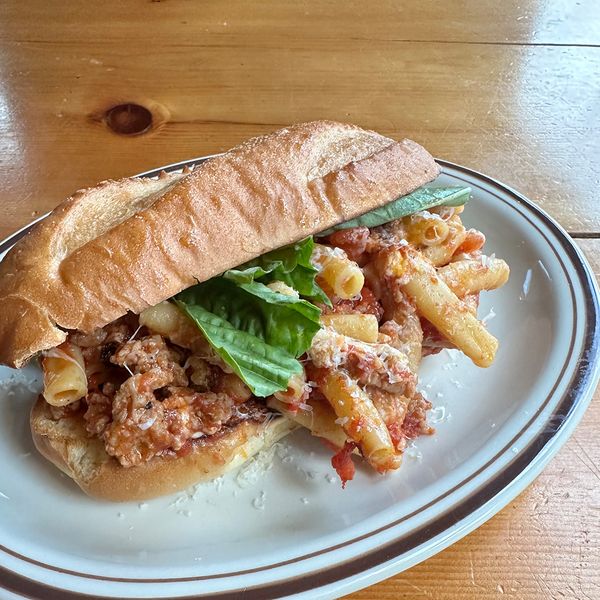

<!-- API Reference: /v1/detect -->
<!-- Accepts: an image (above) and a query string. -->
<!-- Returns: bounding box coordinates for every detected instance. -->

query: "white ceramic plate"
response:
[0,159,598,600]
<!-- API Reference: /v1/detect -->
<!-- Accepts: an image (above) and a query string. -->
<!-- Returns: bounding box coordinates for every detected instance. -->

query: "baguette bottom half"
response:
[30,396,296,502]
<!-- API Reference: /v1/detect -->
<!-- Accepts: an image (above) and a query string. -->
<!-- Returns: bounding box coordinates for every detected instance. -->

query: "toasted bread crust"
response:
[30,396,296,501]
[0,121,440,367]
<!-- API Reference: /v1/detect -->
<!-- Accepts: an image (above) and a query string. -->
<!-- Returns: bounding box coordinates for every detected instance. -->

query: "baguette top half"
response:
[0,120,440,368]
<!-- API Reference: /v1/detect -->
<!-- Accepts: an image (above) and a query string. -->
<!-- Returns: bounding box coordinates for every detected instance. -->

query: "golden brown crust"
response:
[0,171,189,367]
[0,121,440,367]
[31,396,296,501]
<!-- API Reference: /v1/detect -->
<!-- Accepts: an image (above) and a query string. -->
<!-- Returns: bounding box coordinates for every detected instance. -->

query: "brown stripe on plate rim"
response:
[0,160,597,599]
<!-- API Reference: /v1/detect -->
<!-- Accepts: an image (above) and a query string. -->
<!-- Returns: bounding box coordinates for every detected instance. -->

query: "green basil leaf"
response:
[319,185,471,235]
[175,301,303,397]
[175,276,322,396]
[225,237,331,306]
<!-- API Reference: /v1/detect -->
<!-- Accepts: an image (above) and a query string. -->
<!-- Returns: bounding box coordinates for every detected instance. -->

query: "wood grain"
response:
[0,2,598,598]
[2,0,599,45]
[0,1,599,238]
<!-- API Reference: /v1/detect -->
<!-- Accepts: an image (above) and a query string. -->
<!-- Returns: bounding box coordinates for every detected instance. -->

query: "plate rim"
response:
[0,158,598,599]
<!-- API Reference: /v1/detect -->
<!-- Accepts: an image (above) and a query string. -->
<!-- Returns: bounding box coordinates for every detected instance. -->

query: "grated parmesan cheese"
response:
[405,441,423,462]
[481,308,496,324]
[430,405,450,424]
[138,418,156,431]
[252,491,267,510]
[235,443,281,488]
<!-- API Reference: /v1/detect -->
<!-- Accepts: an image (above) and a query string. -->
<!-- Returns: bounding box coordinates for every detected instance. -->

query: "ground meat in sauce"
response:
[331,441,357,488]
[48,399,82,421]
[345,343,415,396]
[322,286,384,321]
[83,390,113,436]
[111,335,187,386]
[421,318,454,356]
[104,377,241,467]
[367,387,408,429]
[402,393,434,439]
[367,387,432,451]
[70,321,133,348]
[325,227,370,263]
[55,327,264,468]
[158,399,270,460]
[365,220,408,254]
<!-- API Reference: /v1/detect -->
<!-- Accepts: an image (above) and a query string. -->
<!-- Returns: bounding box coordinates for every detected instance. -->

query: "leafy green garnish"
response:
[319,185,471,235]
[177,278,320,358]
[175,251,324,396]
[176,301,304,398]
[225,237,331,306]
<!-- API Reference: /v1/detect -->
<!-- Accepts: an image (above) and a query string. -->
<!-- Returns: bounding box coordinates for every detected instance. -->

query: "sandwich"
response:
[0,121,509,501]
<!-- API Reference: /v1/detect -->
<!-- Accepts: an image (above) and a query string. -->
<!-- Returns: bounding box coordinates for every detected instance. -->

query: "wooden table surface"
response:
[1,1,599,598]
